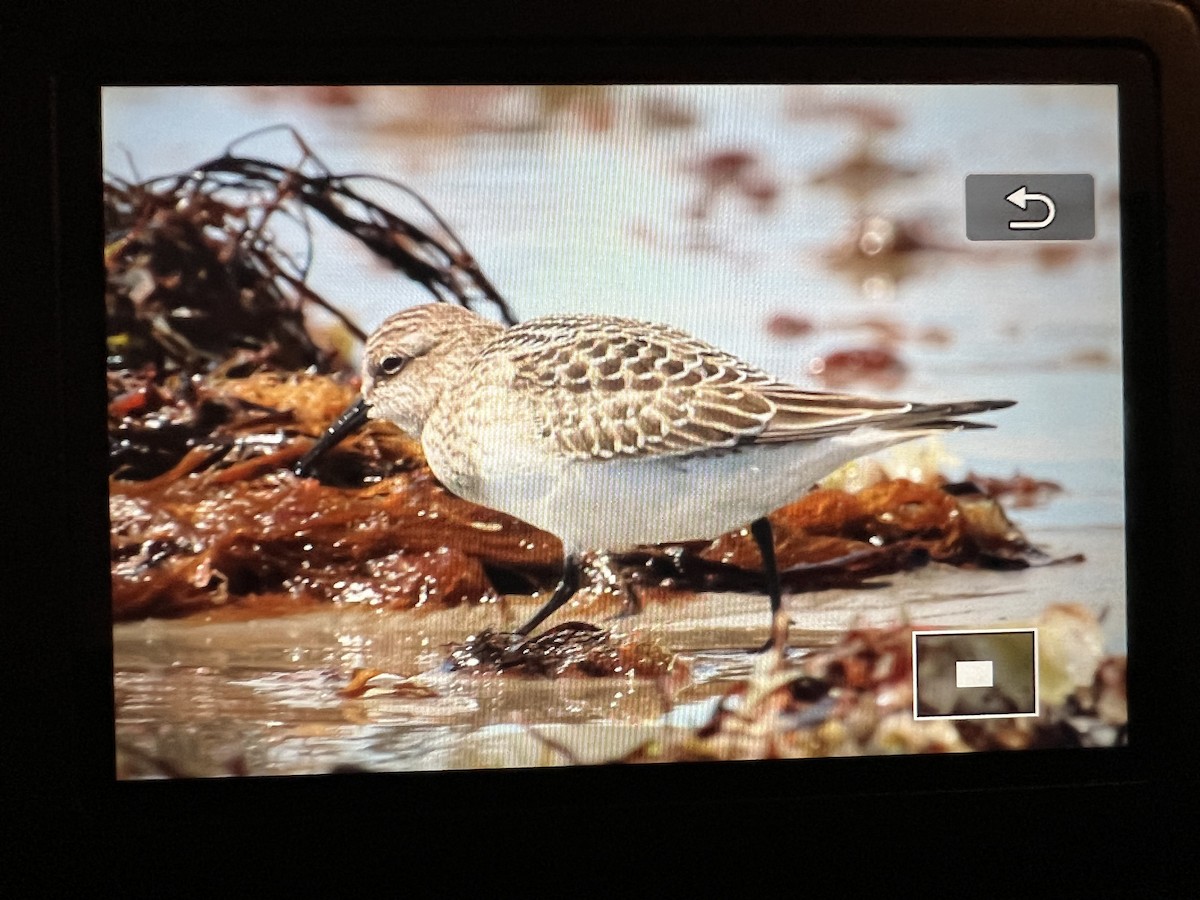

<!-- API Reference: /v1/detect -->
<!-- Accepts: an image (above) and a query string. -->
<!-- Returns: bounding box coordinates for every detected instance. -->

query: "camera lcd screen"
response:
[104,82,1129,777]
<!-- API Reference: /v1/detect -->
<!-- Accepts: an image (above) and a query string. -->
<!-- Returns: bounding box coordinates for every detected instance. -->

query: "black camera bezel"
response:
[8,0,1199,885]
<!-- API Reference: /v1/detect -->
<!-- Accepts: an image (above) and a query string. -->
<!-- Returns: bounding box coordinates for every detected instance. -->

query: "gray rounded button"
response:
[966,174,1095,240]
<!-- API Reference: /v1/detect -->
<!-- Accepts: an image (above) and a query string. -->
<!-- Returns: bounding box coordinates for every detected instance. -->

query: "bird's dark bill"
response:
[293,396,371,477]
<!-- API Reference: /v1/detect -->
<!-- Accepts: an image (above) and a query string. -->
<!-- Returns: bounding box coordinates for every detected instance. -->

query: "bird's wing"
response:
[748,385,1011,442]
[489,315,942,461]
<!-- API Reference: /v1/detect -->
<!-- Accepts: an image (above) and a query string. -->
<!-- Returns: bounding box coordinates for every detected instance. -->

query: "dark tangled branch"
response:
[105,125,516,376]
[163,126,514,318]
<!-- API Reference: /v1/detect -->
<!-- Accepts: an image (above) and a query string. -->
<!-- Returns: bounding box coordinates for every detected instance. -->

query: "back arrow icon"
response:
[1006,185,1056,229]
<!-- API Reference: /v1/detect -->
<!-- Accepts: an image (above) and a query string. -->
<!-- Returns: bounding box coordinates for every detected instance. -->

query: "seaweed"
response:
[104,130,531,617]
[108,377,559,619]
[106,127,515,479]
[105,126,514,377]
[111,446,1063,620]
[443,623,676,678]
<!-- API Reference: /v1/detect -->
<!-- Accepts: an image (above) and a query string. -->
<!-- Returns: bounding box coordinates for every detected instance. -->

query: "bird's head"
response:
[362,303,504,438]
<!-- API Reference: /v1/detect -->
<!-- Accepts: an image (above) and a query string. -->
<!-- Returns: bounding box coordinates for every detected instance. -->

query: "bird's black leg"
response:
[515,553,583,637]
[750,517,781,617]
[750,516,788,652]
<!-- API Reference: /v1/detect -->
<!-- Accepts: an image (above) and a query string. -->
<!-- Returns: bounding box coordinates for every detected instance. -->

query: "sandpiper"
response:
[299,303,1013,643]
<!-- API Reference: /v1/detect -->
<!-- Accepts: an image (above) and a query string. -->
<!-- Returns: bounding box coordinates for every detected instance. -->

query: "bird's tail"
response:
[898,399,1016,432]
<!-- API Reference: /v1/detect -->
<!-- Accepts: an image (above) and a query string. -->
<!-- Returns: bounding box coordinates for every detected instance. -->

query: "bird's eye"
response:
[379,355,406,376]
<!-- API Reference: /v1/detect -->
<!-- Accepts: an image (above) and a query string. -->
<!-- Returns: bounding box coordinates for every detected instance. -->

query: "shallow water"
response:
[106,85,1127,775]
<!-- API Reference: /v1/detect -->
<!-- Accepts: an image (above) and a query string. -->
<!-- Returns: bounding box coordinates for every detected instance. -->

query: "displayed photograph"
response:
[105,84,1127,776]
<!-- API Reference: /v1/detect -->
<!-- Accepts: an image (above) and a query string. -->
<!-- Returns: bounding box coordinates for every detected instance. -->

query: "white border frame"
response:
[911,627,1040,721]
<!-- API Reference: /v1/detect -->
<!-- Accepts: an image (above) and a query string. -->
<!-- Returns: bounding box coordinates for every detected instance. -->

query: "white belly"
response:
[430,428,922,552]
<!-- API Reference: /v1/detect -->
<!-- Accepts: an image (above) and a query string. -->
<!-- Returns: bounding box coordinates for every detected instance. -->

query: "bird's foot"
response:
[753,610,792,655]
[607,581,643,621]
[584,553,643,621]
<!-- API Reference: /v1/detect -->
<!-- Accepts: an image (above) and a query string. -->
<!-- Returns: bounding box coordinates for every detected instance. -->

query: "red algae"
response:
[110,461,560,619]
[809,346,907,389]
[964,470,1064,508]
[687,148,780,220]
[822,215,959,296]
[697,478,1056,584]
[764,313,815,338]
[109,369,559,619]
